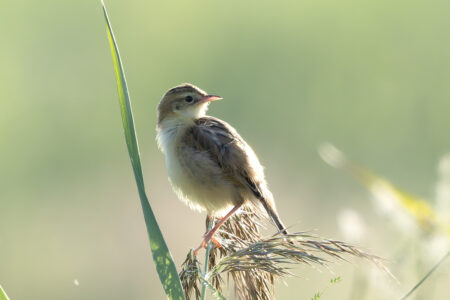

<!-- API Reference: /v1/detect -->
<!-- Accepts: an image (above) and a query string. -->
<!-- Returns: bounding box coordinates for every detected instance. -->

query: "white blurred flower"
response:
[370,181,418,235]
[435,153,450,224]
[370,181,398,214]
[73,279,79,286]
[425,234,449,262]
[438,153,450,177]
[337,208,366,242]
[318,143,347,169]
[367,265,400,299]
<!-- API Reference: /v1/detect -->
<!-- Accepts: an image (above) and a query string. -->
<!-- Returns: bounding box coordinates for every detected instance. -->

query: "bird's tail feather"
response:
[259,197,288,235]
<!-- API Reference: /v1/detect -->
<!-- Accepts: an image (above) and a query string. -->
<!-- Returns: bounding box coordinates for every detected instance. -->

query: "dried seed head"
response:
[179,250,201,300]
[180,204,390,300]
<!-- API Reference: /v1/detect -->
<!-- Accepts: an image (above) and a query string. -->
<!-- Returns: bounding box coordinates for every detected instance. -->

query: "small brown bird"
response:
[156,83,288,254]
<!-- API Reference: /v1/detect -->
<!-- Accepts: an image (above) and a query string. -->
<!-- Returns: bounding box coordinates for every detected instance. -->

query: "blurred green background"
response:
[1,0,449,299]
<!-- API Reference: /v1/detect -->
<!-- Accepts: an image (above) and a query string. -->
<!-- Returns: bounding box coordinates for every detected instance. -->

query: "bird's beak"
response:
[200,95,222,103]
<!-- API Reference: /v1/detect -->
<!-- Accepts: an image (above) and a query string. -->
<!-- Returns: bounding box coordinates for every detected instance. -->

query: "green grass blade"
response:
[399,251,449,300]
[0,285,10,300]
[101,2,185,299]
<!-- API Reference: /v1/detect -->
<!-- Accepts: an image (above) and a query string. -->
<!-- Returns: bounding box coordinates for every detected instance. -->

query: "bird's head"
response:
[157,83,222,128]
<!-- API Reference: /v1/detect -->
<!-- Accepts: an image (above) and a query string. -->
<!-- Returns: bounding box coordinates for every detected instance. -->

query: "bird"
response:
[156,83,288,254]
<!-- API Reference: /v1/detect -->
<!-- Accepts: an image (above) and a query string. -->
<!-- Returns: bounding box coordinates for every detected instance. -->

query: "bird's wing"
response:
[185,117,288,234]
[183,116,264,197]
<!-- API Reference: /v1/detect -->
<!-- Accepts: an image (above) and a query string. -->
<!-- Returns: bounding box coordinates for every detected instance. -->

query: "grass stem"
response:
[201,219,215,300]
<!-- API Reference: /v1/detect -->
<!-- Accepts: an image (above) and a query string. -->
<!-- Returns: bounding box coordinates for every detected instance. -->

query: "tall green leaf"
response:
[0,285,9,300]
[101,2,185,299]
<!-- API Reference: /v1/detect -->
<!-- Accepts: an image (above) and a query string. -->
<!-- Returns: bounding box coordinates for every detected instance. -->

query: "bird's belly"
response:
[166,150,235,216]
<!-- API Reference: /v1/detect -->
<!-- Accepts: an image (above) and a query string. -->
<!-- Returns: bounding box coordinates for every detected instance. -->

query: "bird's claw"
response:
[193,241,207,256]
[211,237,221,249]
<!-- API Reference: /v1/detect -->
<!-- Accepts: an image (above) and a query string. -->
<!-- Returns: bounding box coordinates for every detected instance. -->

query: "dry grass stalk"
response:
[209,206,275,300]
[179,250,201,300]
[179,205,388,300]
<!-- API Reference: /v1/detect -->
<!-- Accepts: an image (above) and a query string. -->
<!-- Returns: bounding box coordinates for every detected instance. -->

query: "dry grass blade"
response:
[209,232,388,278]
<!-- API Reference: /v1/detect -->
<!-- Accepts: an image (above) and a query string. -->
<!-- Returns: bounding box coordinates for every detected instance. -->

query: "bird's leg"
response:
[194,203,243,255]
[206,216,221,248]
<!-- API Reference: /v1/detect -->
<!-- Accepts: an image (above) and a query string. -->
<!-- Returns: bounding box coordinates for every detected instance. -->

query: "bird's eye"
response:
[185,95,193,103]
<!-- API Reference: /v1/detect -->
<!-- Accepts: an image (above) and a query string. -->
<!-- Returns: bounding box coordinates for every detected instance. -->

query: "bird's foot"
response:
[193,234,222,256]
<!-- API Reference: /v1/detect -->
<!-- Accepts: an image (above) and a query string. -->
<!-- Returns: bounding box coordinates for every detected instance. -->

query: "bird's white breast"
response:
[156,119,187,193]
[157,118,235,216]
